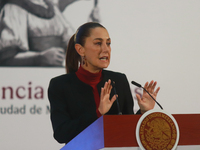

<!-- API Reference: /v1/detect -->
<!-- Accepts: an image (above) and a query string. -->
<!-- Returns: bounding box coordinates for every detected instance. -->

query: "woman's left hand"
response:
[98,79,117,115]
[136,80,160,114]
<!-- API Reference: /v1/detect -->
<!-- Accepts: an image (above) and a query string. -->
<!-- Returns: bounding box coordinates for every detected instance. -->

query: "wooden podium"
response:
[61,114,200,150]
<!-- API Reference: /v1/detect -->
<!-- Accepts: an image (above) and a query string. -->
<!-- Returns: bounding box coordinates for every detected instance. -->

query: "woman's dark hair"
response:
[65,22,106,73]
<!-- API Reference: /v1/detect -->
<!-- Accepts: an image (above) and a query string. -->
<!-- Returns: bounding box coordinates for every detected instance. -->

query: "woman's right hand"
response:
[98,79,117,115]
[39,47,65,66]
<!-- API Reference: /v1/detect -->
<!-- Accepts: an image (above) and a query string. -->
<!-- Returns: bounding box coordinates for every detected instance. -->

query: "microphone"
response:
[112,81,122,115]
[131,81,163,110]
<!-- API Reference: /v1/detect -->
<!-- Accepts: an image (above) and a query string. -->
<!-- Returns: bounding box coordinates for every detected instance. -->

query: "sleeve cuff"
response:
[96,109,102,118]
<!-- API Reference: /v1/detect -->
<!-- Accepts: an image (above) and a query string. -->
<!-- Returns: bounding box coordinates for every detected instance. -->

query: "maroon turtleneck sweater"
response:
[75,66,102,118]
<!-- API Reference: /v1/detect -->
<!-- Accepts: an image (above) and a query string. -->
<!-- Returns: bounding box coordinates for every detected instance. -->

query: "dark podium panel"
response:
[61,114,200,150]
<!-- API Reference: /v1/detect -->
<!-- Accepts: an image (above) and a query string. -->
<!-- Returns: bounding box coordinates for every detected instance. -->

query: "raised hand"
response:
[98,79,117,115]
[136,80,160,114]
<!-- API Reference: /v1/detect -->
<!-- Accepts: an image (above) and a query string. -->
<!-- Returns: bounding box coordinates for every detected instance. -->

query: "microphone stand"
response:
[112,81,122,115]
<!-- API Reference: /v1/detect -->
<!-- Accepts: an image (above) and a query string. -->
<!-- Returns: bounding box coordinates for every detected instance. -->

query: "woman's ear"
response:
[75,44,85,57]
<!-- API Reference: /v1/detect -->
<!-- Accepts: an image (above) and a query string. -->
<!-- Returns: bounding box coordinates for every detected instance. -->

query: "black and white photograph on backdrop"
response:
[0,0,100,66]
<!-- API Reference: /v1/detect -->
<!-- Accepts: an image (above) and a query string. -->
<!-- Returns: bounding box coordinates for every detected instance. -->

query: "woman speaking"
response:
[48,22,160,144]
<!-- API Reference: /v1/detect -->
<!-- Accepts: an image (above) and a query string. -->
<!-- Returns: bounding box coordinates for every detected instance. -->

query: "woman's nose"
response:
[101,43,110,52]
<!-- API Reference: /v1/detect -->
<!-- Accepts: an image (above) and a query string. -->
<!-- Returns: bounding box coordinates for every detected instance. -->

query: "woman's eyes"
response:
[95,42,111,46]
[95,42,102,45]
[107,42,111,46]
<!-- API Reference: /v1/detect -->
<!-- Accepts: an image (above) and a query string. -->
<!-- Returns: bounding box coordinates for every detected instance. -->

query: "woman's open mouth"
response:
[99,56,108,61]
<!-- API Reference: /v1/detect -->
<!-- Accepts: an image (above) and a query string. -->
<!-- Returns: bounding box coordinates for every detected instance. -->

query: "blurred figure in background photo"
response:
[0,0,100,66]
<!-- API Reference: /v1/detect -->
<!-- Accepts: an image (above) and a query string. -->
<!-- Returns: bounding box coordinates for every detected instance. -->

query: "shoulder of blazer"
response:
[102,69,126,80]
[97,70,128,89]
[49,73,77,87]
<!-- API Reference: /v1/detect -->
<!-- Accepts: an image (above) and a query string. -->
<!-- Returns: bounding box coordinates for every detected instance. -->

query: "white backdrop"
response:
[1,0,200,149]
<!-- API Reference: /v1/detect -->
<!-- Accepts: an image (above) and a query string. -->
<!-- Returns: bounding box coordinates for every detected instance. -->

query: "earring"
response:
[82,56,87,66]
[82,56,85,65]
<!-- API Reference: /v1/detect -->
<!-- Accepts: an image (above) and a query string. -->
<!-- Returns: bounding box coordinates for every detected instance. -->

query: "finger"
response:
[143,82,149,94]
[56,52,65,59]
[106,79,111,93]
[107,81,111,93]
[151,81,157,91]
[54,56,64,65]
[108,85,112,94]
[110,94,117,104]
[105,79,112,94]
[54,47,65,53]
[54,51,65,63]
[58,50,65,54]
[108,80,112,94]
[143,81,149,89]
[146,80,154,94]
[154,87,160,96]
[55,56,64,64]
[103,81,108,92]
[51,58,63,66]
[108,79,111,84]
[100,87,104,100]
[136,94,142,103]
[148,80,154,90]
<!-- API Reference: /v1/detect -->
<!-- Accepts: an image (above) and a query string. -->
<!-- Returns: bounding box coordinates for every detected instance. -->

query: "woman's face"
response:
[82,27,111,73]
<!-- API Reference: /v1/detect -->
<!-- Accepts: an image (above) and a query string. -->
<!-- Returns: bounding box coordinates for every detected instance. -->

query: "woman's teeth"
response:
[100,57,107,60]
